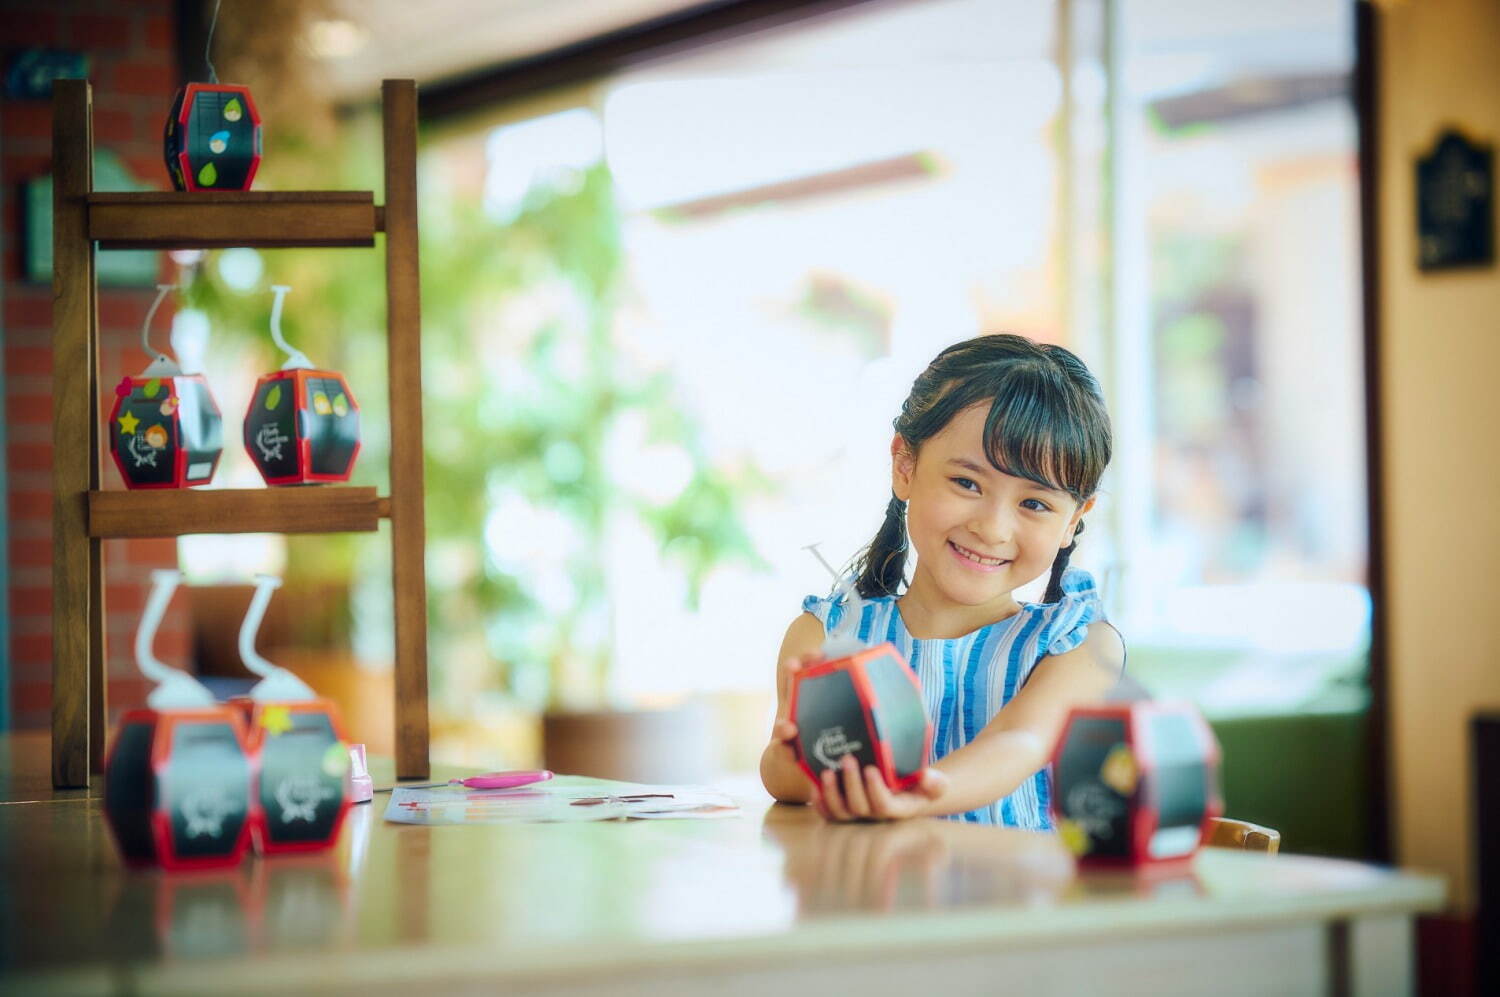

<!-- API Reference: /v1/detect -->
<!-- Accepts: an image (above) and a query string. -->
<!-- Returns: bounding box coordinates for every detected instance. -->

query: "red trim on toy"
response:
[238,698,353,855]
[787,642,931,795]
[1048,702,1224,868]
[171,83,262,192]
[104,706,257,872]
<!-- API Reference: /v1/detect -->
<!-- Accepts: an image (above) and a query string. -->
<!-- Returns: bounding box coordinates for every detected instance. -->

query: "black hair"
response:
[850,334,1112,603]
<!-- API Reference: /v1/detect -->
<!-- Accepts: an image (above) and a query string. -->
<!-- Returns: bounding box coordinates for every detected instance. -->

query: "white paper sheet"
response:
[382,775,740,825]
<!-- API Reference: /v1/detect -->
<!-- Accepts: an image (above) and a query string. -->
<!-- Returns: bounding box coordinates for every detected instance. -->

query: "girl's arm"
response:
[758,613,826,803]
[817,623,1124,822]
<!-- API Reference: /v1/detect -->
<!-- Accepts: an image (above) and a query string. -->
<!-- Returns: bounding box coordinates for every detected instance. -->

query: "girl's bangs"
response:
[979,377,1091,499]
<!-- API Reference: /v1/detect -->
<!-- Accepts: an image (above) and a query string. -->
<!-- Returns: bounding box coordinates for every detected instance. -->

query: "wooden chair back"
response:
[1206,817,1281,854]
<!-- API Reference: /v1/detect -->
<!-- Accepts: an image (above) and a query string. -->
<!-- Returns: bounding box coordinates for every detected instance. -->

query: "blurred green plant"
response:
[182,115,766,712]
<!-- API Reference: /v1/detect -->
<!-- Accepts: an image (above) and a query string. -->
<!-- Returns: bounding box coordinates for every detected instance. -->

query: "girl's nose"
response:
[970,505,1014,546]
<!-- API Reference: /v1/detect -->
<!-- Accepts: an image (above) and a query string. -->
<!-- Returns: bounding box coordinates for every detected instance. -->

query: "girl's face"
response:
[892,403,1093,617]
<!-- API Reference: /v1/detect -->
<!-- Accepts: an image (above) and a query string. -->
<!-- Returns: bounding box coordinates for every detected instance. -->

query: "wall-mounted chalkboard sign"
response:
[1417,128,1494,271]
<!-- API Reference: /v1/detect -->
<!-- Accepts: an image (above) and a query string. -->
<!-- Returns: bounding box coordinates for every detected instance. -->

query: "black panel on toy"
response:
[1053,715,1132,859]
[303,376,359,477]
[794,669,879,776]
[246,377,300,480]
[160,721,252,861]
[104,721,160,862]
[258,711,346,844]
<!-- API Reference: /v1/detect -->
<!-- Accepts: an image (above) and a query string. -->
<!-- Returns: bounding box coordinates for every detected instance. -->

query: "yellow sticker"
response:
[1057,818,1091,856]
[260,705,293,736]
[266,384,282,409]
[332,393,348,417]
[313,391,332,416]
[117,411,140,435]
[1100,744,1139,796]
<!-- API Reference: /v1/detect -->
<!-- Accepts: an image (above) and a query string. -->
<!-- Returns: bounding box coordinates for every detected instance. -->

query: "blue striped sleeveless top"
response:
[801,568,1104,829]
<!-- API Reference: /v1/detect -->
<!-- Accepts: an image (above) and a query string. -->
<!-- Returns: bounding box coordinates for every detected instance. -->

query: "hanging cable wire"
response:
[204,0,223,83]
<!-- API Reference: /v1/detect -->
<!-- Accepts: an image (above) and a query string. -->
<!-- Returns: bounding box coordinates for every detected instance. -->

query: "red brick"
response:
[105,582,145,613]
[8,490,52,519]
[9,537,52,568]
[0,10,59,47]
[8,442,53,471]
[10,584,52,617]
[142,13,173,51]
[2,150,51,181]
[7,347,52,377]
[5,391,52,428]
[12,633,53,664]
[13,681,51,716]
[72,14,133,51]
[98,293,159,333]
[2,102,53,141]
[92,107,137,144]
[110,60,175,98]
[3,290,53,330]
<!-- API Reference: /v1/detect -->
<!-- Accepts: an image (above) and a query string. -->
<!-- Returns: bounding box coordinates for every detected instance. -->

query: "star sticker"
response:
[117,410,140,435]
[260,704,294,736]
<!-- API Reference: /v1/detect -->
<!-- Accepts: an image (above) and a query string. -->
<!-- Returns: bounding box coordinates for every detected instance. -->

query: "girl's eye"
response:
[1021,498,1052,512]
[951,477,980,492]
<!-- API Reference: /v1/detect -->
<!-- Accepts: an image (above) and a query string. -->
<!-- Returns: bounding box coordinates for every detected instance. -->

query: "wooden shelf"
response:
[88,191,378,249]
[88,487,388,538]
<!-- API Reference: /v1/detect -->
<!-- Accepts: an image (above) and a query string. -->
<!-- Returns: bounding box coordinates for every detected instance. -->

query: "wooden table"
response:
[0,733,1444,996]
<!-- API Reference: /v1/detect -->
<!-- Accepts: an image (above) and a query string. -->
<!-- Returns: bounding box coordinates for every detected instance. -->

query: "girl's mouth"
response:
[948,540,1010,572]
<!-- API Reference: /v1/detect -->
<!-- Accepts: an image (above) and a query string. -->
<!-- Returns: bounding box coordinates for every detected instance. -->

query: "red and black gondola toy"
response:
[163,82,261,192]
[244,286,361,486]
[107,284,223,490]
[103,570,255,872]
[1049,702,1223,868]
[229,574,352,855]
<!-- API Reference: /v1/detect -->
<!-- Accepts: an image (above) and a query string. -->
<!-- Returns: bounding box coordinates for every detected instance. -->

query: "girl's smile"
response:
[892,404,1093,638]
[947,540,1010,572]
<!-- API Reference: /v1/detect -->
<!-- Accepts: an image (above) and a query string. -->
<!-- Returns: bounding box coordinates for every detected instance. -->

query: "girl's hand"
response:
[812,755,949,822]
[770,651,821,748]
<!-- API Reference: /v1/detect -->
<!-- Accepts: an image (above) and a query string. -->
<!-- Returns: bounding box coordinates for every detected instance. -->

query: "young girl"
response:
[759,333,1123,827]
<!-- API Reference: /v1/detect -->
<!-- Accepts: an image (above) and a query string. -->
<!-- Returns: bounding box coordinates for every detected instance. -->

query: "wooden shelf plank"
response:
[88,191,378,249]
[88,487,387,538]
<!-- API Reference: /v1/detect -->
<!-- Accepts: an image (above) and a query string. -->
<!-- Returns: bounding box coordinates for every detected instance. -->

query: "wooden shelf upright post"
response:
[48,79,431,787]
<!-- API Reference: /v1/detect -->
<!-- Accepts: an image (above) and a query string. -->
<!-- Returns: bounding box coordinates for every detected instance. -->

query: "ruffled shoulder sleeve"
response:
[801,592,845,635]
[1034,568,1106,656]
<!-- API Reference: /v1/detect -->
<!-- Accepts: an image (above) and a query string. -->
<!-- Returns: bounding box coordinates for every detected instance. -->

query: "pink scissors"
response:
[379,770,554,792]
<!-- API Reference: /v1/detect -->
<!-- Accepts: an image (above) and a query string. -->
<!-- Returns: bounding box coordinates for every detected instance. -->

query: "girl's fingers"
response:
[840,756,872,818]
[863,766,893,819]
[821,767,852,822]
[917,767,949,800]
[773,719,798,742]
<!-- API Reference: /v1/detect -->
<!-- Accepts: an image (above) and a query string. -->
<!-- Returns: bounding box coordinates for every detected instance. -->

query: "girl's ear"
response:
[890,434,916,501]
[1063,496,1097,549]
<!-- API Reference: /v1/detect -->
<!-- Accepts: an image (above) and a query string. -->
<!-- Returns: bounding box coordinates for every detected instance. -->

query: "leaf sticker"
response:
[144,379,161,398]
[197,161,218,187]
[266,384,282,410]
[224,97,243,122]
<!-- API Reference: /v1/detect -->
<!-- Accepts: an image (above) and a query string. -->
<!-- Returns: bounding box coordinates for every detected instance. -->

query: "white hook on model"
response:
[138,284,184,377]
[240,573,315,701]
[803,542,864,658]
[268,285,313,371]
[137,569,215,709]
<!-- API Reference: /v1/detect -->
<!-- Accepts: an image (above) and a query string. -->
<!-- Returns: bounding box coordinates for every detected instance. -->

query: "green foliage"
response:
[186,121,766,712]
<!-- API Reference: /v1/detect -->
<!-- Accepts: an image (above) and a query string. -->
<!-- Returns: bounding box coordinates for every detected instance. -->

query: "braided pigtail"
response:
[1043,520,1086,603]
[852,494,909,598]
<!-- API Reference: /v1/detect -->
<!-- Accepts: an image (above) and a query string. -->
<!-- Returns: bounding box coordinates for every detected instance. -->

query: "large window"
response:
[393,0,1367,763]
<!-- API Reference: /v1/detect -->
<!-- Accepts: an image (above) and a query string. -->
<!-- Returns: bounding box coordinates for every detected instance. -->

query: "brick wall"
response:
[3,0,189,729]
